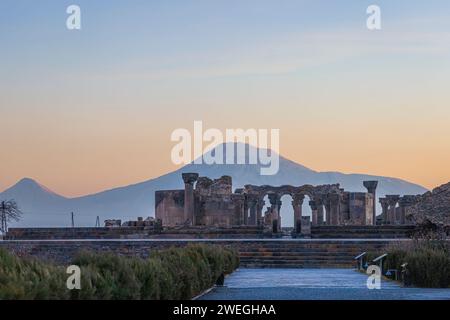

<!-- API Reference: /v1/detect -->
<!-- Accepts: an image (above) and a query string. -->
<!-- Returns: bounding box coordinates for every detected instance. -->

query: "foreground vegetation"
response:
[367,240,450,288]
[0,244,239,299]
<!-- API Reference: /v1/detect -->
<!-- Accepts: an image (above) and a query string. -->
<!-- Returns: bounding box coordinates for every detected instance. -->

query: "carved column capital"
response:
[292,193,305,206]
[363,181,378,193]
[379,197,388,206]
[182,173,199,185]
[246,193,259,204]
[327,193,341,205]
[268,193,280,206]
[385,195,400,207]
[309,200,317,211]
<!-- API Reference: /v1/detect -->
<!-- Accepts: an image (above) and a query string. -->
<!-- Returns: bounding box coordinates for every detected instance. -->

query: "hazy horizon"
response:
[0,141,430,198]
[1,1,450,196]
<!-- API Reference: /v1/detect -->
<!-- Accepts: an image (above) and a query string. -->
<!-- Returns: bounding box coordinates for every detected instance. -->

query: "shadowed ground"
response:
[199,269,450,300]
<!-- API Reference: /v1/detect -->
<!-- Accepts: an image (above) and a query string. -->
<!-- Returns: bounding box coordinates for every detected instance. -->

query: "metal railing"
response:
[372,253,388,275]
[359,252,410,285]
[354,252,367,270]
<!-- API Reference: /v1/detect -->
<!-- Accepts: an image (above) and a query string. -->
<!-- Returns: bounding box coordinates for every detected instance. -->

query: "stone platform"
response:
[309,225,415,239]
[5,226,269,240]
[5,225,416,240]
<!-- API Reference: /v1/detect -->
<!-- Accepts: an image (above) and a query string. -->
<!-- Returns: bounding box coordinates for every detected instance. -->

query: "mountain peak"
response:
[1,153,429,227]
[2,177,64,199]
[17,177,39,185]
[193,142,314,173]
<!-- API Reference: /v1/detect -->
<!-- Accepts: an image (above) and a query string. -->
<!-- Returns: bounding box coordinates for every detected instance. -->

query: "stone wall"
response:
[6,227,157,240]
[156,175,238,228]
[200,196,236,226]
[155,190,185,226]
[5,226,268,240]
[349,193,374,225]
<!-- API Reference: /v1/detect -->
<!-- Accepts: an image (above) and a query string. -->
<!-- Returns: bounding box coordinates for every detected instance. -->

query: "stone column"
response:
[256,199,264,226]
[379,197,389,225]
[301,216,311,237]
[231,194,245,225]
[363,181,378,225]
[268,193,281,232]
[397,197,407,225]
[243,199,249,225]
[248,197,258,225]
[398,195,415,225]
[316,197,324,225]
[324,201,331,225]
[292,194,304,233]
[310,200,318,226]
[386,195,400,225]
[182,173,199,226]
[329,193,341,225]
[277,199,282,229]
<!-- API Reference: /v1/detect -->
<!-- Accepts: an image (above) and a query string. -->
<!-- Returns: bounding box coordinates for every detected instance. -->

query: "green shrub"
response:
[368,240,450,288]
[404,245,450,288]
[0,249,69,299]
[0,244,239,300]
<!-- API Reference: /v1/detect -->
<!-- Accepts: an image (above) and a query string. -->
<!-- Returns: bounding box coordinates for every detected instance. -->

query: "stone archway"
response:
[279,193,294,230]
[242,183,345,233]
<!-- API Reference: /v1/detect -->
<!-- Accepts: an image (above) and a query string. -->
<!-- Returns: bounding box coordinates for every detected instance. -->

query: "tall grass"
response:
[0,244,239,300]
[0,248,69,299]
[368,240,450,288]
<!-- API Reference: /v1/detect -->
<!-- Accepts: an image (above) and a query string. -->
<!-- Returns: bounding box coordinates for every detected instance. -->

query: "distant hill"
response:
[0,143,428,227]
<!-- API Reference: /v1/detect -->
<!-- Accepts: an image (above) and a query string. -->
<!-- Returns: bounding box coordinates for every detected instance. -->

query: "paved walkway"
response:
[199,269,450,300]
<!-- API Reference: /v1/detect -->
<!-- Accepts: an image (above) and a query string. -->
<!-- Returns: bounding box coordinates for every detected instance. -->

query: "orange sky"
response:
[1,58,450,196]
[1,2,450,197]
[1,106,449,197]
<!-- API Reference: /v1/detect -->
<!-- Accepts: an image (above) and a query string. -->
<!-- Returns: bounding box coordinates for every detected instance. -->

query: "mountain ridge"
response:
[0,143,428,227]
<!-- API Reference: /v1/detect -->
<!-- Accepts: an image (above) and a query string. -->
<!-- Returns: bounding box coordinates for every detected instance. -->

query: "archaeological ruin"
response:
[5,173,426,241]
[155,173,419,236]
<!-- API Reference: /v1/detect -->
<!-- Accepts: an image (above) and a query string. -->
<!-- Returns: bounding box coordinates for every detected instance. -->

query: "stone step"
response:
[311,225,413,229]
[240,263,353,268]
[311,226,414,230]
[239,257,355,262]
[239,250,359,254]
[309,231,411,233]
[239,252,357,257]
[311,231,411,234]
[240,251,354,255]
[238,241,390,244]
[239,251,360,257]
[240,257,355,262]
[239,245,383,249]
[309,226,413,239]
[237,244,387,248]
[240,256,354,262]
[239,248,362,252]
[235,240,391,268]
[311,234,408,239]
[240,260,355,267]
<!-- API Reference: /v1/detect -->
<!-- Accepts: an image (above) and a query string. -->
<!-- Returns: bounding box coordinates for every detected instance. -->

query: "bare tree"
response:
[0,200,23,235]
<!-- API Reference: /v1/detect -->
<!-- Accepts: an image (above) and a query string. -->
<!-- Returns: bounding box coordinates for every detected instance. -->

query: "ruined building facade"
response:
[378,195,421,225]
[155,173,415,232]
